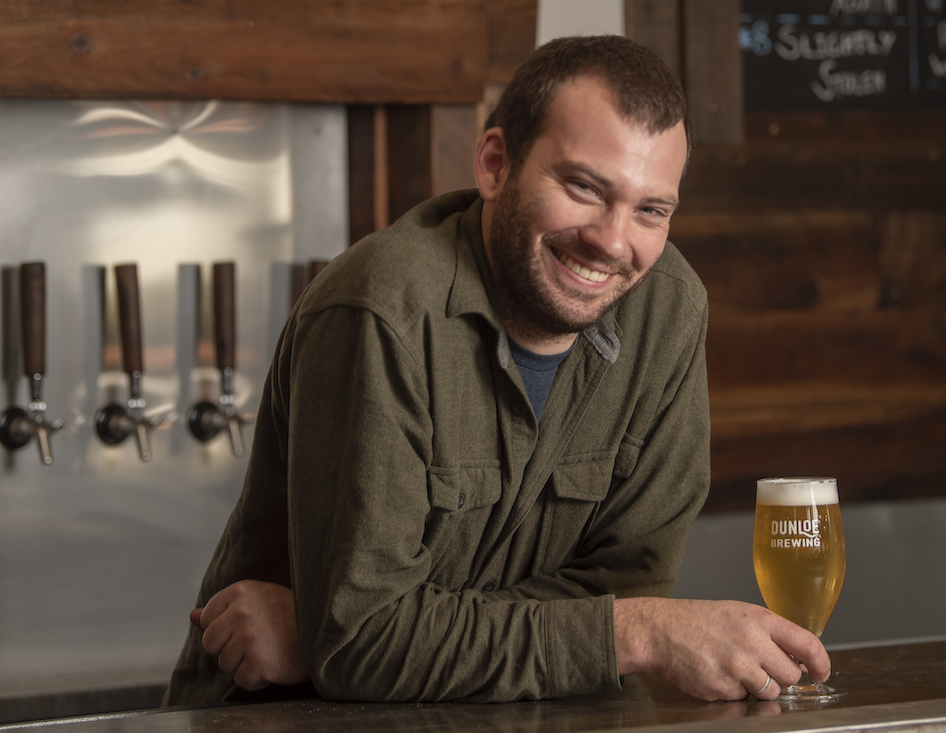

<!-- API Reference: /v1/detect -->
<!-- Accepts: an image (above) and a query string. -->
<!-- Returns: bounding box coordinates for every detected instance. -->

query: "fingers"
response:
[768,612,832,683]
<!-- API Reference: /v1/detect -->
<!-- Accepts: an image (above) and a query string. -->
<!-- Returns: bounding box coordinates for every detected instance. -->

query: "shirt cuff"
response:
[544,594,622,697]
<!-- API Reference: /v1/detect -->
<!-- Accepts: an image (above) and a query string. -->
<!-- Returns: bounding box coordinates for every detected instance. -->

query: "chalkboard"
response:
[741,0,946,110]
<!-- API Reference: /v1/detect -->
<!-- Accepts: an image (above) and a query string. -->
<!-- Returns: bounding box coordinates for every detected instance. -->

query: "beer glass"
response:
[753,477,847,702]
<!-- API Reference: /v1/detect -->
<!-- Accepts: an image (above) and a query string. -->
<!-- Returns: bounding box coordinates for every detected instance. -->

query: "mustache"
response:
[542,231,637,279]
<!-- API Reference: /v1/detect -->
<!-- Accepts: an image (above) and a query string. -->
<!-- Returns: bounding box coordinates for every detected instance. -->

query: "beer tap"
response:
[0,262,66,464]
[95,263,160,461]
[187,262,253,457]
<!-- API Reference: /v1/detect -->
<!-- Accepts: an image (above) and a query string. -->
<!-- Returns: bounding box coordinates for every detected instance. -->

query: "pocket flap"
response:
[552,454,613,502]
[428,462,502,511]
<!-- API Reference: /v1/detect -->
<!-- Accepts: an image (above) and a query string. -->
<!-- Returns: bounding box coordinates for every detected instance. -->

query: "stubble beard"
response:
[488,175,640,346]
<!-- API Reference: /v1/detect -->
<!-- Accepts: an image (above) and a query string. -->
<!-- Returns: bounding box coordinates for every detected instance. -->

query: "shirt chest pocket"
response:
[541,434,644,567]
[553,432,644,500]
[424,461,503,586]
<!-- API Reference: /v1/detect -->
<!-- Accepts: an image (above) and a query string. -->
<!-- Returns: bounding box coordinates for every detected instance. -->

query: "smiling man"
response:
[165,35,831,707]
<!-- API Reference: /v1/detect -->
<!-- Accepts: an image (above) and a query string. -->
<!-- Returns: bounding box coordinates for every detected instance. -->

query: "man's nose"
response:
[578,207,631,264]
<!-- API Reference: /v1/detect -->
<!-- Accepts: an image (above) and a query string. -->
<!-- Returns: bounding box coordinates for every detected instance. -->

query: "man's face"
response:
[485,76,689,351]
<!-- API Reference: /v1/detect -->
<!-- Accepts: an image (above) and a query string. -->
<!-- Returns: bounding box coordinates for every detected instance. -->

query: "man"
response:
[165,35,830,706]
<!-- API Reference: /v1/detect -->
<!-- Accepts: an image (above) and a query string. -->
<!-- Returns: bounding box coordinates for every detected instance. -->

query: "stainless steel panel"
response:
[0,100,346,697]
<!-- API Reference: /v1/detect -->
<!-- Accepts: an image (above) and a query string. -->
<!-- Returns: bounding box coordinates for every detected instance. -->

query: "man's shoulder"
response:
[647,240,708,314]
[300,191,482,330]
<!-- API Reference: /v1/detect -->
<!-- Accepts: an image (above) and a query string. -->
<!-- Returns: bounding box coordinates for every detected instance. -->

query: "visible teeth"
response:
[556,250,609,283]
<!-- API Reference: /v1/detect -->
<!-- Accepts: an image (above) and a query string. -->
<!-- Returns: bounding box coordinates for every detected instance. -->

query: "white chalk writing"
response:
[777,25,898,60]
[830,0,898,16]
[812,60,887,99]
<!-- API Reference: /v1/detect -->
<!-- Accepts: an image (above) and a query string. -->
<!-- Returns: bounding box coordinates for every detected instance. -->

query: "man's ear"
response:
[474,127,509,203]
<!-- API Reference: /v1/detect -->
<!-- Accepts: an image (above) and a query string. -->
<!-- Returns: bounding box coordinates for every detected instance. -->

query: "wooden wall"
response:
[625,2,946,511]
[2,0,943,512]
[679,113,946,511]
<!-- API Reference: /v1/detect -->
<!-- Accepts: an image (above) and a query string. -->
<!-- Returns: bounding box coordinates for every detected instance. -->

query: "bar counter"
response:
[2,639,943,733]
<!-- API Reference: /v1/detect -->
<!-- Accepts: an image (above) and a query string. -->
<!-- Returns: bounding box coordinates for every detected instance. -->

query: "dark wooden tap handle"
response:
[213,262,236,372]
[20,261,46,378]
[114,263,143,375]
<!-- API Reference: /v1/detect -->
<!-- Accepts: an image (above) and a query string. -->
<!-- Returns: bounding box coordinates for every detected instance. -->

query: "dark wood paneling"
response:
[0,1,487,103]
[673,174,946,510]
[707,409,946,511]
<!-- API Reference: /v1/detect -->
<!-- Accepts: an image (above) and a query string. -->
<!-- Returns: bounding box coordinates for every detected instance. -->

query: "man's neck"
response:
[504,321,578,355]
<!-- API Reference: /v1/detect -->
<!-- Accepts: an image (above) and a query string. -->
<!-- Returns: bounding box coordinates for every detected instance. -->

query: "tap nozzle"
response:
[0,378,67,465]
[187,369,254,457]
[95,371,161,461]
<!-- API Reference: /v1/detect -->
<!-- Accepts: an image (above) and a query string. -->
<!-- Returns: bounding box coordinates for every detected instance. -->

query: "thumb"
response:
[189,607,204,629]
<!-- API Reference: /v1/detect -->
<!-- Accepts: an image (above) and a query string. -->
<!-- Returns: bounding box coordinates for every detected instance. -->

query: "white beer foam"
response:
[757,477,839,506]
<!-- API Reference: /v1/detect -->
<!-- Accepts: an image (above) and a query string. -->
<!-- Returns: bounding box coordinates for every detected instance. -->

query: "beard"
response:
[487,174,641,345]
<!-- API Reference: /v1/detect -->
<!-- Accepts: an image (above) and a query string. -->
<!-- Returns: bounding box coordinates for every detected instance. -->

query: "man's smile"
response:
[552,247,611,283]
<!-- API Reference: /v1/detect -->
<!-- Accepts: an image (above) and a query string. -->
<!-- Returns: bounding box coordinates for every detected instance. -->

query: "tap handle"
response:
[115,263,143,378]
[213,262,236,373]
[20,261,46,380]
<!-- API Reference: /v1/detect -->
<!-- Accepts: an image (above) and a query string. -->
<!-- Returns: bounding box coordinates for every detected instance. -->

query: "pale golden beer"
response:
[753,478,846,638]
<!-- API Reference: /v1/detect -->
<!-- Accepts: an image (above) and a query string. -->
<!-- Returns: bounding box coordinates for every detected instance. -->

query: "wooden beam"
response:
[682,0,743,145]
[431,105,478,196]
[624,0,682,80]
[386,106,433,223]
[0,1,487,104]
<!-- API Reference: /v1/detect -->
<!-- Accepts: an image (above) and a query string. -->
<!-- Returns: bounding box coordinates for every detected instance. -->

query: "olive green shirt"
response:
[165,190,710,705]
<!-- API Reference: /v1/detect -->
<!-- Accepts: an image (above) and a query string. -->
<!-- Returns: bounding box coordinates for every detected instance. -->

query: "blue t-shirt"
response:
[508,338,573,420]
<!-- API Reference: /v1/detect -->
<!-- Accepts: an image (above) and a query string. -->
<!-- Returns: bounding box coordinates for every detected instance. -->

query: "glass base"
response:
[777,674,847,703]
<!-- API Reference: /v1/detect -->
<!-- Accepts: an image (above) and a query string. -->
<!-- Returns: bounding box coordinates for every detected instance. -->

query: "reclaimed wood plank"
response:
[706,309,946,389]
[707,408,946,510]
[672,212,883,313]
[680,135,946,212]
[0,1,487,103]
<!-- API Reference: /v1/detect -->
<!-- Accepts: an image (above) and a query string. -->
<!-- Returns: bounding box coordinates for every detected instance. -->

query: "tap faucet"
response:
[95,263,160,461]
[0,262,66,464]
[187,262,253,456]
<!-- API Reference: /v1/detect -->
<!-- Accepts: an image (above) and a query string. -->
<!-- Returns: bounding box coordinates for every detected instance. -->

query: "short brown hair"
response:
[484,35,690,171]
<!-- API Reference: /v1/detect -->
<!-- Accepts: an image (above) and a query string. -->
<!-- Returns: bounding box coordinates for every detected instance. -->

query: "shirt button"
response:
[512,400,529,418]
[483,580,496,592]
[457,492,466,509]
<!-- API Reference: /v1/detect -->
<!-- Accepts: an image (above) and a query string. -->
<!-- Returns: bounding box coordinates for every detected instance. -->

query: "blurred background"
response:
[0,0,943,723]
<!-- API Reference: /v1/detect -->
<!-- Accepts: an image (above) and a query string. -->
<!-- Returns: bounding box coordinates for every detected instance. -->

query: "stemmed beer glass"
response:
[753,477,847,702]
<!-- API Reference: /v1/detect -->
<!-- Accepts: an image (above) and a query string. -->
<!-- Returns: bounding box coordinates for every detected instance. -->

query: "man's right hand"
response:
[613,597,830,701]
[190,580,310,692]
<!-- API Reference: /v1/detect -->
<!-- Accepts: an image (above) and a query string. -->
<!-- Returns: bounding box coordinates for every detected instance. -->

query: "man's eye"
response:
[642,207,669,219]
[569,180,597,196]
